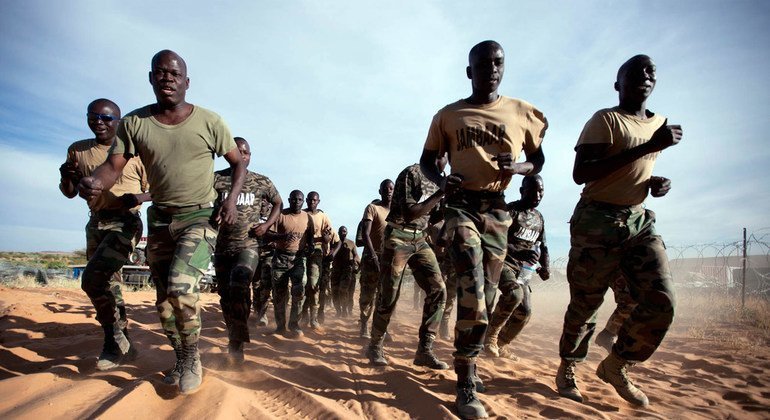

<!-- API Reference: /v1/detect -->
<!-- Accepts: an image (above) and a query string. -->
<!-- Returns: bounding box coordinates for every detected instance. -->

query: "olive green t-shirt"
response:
[112,105,236,207]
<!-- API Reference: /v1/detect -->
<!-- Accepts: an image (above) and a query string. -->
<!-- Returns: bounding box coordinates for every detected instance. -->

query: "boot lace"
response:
[563,362,577,386]
[181,346,199,372]
[457,380,478,404]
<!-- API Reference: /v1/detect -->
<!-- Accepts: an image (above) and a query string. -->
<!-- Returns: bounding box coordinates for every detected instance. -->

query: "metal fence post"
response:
[742,227,747,310]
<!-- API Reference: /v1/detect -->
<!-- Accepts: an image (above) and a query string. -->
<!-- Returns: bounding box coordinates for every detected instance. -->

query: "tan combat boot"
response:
[482,320,504,358]
[596,352,649,407]
[555,359,584,403]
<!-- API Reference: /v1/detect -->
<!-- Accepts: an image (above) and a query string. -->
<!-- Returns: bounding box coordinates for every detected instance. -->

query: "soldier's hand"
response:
[59,161,82,182]
[218,201,239,226]
[537,267,551,281]
[649,176,671,197]
[492,152,516,176]
[371,254,381,272]
[77,176,104,200]
[441,173,464,194]
[119,193,140,209]
[647,120,683,153]
[252,223,270,237]
[322,226,333,243]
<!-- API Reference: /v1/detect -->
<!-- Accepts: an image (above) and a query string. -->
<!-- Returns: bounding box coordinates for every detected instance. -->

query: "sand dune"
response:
[1,283,768,419]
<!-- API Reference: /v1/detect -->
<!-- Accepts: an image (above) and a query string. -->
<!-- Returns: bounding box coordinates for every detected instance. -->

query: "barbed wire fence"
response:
[533,228,770,304]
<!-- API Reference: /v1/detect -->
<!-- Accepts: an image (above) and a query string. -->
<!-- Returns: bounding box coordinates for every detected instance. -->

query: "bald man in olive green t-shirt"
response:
[78,50,246,396]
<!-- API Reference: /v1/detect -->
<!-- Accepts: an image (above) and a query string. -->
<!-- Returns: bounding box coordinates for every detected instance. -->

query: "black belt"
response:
[154,202,214,214]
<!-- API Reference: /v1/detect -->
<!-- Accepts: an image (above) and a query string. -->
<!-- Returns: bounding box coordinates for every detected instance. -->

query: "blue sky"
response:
[0,1,768,258]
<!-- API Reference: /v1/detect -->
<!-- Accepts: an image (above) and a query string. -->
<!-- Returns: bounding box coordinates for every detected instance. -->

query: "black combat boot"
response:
[454,357,488,419]
[179,341,203,394]
[413,334,449,370]
[96,324,136,371]
[366,332,388,366]
[163,338,184,385]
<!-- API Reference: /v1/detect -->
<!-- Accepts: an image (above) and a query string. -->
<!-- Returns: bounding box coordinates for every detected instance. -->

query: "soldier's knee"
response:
[81,270,107,296]
[231,265,254,285]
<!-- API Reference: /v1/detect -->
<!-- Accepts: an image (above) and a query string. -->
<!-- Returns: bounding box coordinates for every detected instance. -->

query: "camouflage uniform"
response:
[83,210,143,352]
[330,238,358,316]
[213,169,280,344]
[559,199,675,363]
[272,250,308,331]
[358,252,380,325]
[147,205,218,347]
[605,275,636,335]
[252,235,275,323]
[357,199,389,331]
[444,191,511,358]
[488,201,547,346]
[302,211,333,325]
[371,164,446,343]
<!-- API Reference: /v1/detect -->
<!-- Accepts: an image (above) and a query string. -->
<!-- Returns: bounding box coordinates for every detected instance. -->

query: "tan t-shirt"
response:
[275,210,313,253]
[362,200,389,255]
[66,139,148,211]
[112,105,236,207]
[307,210,334,254]
[423,96,547,192]
[577,107,665,206]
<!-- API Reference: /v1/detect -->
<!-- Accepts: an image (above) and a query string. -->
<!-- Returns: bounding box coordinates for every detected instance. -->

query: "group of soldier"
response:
[60,39,682,418]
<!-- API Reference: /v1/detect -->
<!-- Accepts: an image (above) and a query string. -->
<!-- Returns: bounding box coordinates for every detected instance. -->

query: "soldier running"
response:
[365,157,450,371]
[60,98,149,371]
[329,226,359,317]
[253,198,276,327]
[358,179,393,338]
[78,50,246,394]
[301,191,334,329]
[213,137,281,363]
[268,190,314,338]
[484,175,550,360]
[419,40,548,418]
[555,54,682,407]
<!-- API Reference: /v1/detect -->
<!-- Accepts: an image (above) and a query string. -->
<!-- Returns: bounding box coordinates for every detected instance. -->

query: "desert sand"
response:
[1,281,769,419]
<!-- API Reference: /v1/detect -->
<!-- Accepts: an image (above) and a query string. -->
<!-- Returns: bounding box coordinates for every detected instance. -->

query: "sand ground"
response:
[1,282,769,419]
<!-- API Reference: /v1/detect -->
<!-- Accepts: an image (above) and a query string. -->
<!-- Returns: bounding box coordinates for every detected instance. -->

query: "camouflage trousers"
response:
[214,247,259,343]
[82,211,142,352]
[371,226,446,340]
[147,206,217,346]
[444,192,511,358]
[330,263,355,314]
[271,250,307,330]
[302,248,324,317]
[605,275,636,335]
[358,252,380,325]
[252,249,274,320]
[318,256,333,317]
[439,258,457,335]
[559,199,675,363]
[489,264,531,344]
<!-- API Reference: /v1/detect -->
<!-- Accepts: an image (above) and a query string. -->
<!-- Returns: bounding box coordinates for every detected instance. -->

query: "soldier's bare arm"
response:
[573,122,682,185]
[216,147,247,225]
[78,154,129,201]
[253,194,282,237]
[493,145,545,177]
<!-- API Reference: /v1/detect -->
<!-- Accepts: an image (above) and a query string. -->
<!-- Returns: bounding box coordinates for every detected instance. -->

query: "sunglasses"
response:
[87,112,120,122]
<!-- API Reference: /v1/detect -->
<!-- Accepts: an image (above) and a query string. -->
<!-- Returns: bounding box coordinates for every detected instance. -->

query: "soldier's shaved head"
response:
[152,49,187,75]
[87,98,120,117]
